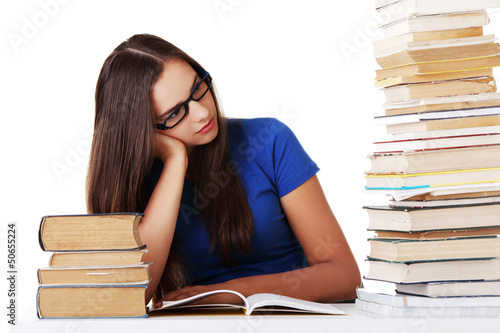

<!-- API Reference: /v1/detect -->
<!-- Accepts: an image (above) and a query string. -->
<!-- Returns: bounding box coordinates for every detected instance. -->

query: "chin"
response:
[205,127,219,145]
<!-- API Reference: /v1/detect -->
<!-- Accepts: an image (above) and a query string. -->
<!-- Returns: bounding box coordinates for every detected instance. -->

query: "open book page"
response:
[245,293,345,315]
[153,289,345,315]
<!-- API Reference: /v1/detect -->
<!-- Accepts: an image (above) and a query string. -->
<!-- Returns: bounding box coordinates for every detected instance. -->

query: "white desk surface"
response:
[11,304,500,333]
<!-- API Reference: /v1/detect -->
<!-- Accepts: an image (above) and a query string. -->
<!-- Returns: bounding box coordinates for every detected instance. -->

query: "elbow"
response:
[311,259,362,303]
[346,269,362,301]
[347,259,362,299]
[329,259,362,302]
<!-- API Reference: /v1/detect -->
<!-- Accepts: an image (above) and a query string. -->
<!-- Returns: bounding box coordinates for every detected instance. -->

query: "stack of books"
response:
[357,0,500,316]
[36,213,150,318]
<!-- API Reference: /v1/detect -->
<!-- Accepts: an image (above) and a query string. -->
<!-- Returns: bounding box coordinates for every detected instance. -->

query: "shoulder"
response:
[227,117,293,141]
[226,117,287,165]
[227,117,276,131]
[227,117,319,198]
[226,116,312,165]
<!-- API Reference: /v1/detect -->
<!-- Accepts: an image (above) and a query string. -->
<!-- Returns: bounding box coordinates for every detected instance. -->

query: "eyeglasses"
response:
[156,69,213,130]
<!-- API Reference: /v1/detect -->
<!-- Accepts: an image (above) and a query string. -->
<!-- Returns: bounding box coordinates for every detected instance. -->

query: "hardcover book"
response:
[375,56,500,82]
[363,203,500,231]
[355,298,500,316]
[37,263,151,285]
[395,280,500,297]
[376,68,492,88]
[365,258,500,284]
[373,134,500,153]
[377,0,500,26]
[375,35,500,68]
[377,12,487,38]
[38,213,144,251]
[37,284,148,318]
[48,249,147,267]
[375,105,500,125]
[368,236,500,262]
[385,115,500,135]
[375,226,500,240]
[357,288,500,307]
[381,76,496,104]
[365,167,500,189]
[367,145,500,174]
[388,194,500,208]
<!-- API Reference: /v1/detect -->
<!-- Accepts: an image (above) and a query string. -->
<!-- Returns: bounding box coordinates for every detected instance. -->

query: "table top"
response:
[11,304,500,333]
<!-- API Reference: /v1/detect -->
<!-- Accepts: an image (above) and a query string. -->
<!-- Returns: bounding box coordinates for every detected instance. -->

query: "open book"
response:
[152,290,345,315]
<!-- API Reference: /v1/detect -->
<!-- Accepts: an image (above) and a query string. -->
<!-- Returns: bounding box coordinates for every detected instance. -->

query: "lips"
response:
[197,118,214,134]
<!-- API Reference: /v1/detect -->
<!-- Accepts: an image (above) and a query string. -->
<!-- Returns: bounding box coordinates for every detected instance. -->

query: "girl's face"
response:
[152,59,219,151]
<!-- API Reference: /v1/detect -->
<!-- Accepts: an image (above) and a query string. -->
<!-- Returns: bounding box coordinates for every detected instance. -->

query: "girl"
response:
[87,34,361,307]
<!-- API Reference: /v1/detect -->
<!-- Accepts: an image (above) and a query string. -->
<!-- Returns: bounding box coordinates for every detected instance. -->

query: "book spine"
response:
[38,216,46,251]
[36,286,41,319]
[48,253,54,266]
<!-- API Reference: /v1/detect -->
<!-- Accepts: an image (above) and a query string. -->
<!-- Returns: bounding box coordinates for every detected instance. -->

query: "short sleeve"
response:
[268,119,320,197]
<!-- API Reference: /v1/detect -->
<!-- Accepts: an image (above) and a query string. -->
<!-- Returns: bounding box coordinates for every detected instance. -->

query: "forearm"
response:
[223,260,361,303]
[139,155,187,303]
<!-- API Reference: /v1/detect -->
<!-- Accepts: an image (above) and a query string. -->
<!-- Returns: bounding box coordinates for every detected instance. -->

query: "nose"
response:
[187,100,210,122]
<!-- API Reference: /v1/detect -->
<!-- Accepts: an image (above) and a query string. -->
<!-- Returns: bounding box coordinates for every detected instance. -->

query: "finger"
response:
[153,293,179,308]
[157,286,192,303]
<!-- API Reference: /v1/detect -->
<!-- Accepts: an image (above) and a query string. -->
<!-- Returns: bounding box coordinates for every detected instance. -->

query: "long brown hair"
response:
[86,34,253,302]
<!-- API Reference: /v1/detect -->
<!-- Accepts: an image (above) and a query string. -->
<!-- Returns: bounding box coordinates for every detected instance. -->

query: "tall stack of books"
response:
[36,213,150,318]
[356,0,500,316]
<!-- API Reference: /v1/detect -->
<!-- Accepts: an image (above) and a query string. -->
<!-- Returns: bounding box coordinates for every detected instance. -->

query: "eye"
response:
[170,109,179,119]
[193,81,201,93]
[193,79,208,100]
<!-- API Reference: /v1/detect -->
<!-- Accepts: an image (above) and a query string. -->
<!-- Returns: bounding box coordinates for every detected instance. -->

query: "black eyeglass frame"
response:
[156,68,212,130]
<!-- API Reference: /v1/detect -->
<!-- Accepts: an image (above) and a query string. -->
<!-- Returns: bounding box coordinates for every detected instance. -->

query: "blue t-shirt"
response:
[147,118,319,285]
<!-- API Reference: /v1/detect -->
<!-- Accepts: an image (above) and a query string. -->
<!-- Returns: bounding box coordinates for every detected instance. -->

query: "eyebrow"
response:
[158,73,199,120]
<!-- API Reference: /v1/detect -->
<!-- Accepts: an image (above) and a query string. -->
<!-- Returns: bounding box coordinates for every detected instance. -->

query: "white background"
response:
[2,0,500,329]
